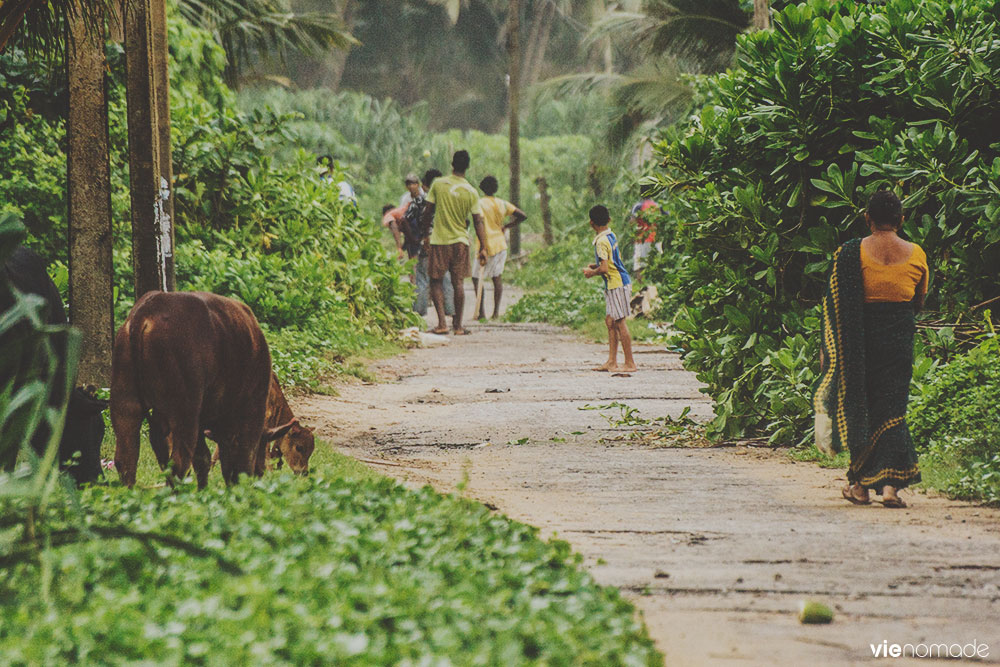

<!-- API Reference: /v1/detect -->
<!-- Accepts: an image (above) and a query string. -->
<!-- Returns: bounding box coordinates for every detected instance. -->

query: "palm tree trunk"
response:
[66,1,113,385]
[753,0,770,30]
[323,0,355,90]
[521,0,555,88]
[508,0,521,255]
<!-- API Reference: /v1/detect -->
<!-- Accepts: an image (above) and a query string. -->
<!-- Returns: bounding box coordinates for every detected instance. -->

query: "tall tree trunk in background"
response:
[521,0,555,88]
[125,0,169,298]
[109,0,125,42]
[536,177,553,246]
[323,0,355,90]
[151,0,174,289]
[507,0,521,255]
[66,2,113,385]
[601,0,614,73]
[753,0,770,30]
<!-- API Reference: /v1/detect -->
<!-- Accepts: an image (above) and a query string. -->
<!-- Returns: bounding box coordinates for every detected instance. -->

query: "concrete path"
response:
[296,285,1000,666]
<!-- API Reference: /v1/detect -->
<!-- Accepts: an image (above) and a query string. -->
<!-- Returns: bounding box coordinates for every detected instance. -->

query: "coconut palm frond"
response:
[581,10,651,51]
[642,0,749,72]
[0,0,119,58]
[604,57,692,147]
[176,0,357,84]
[529,69,628,99]
[586,0,748,74]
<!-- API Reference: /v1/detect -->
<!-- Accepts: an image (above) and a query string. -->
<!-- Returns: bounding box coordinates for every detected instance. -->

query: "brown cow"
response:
[257,372,315,475]
[110,291,294,488]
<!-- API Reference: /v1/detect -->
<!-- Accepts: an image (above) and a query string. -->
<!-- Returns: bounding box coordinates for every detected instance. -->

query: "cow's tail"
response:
[129,317,153,416]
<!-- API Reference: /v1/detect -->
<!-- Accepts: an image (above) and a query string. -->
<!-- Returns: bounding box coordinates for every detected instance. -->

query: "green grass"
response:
[507,236,669,345]
[788,444,850,469]
[2,453,662,665]
[97,428,377,489]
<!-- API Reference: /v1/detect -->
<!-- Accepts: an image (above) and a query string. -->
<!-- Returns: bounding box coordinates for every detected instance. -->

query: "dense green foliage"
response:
[0,466,661,665]
[1,15,417,389]
[506,238,605,328]
[236,86,605,246]
[910,322,1000,504]
[647,0,1000,443]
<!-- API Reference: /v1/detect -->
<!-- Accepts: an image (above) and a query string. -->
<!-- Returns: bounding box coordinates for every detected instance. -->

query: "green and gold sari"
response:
[814,238,921,491]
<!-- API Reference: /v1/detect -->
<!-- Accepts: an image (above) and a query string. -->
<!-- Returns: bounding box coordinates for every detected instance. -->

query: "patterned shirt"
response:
[593,229,631,290]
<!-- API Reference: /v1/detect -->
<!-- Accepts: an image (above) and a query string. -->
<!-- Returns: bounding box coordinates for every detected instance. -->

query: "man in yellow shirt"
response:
[420,150,489,335]
[473,175,527,320]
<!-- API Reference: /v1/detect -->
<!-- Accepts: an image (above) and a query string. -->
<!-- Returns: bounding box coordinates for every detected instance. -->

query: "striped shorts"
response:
[605,285,631,321]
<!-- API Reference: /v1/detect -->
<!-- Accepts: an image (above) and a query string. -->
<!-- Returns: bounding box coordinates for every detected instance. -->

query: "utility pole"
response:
[124,0,171,298]
[507,0,522,256]
[151,0,175,290]
[66,1,114,386]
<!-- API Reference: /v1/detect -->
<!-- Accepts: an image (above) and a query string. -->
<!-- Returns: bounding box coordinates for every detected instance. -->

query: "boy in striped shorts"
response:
[582,205,637,372]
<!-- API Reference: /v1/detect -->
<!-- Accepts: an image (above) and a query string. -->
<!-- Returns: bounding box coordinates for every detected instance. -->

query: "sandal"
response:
[426,327,450,335]
[881,497,907,509]
[452,328,471,336]
[842,485,871,505]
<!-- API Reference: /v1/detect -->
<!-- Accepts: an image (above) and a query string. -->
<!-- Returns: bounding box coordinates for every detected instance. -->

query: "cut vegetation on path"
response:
[297,304,1000,665]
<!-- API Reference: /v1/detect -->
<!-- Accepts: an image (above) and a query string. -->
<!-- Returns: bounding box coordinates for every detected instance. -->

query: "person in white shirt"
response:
[399,173,425,209]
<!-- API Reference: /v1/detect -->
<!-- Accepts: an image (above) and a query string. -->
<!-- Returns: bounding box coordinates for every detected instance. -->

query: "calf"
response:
[110,291,293,488]
[211,371,315,475]
[1,246,107,484]
[258,372,315,475]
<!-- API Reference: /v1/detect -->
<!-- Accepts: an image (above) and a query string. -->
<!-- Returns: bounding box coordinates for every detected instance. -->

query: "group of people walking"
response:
[382,150,525,334]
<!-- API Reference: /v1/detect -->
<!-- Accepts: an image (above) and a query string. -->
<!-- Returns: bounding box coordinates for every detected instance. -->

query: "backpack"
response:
[402,195,426,255]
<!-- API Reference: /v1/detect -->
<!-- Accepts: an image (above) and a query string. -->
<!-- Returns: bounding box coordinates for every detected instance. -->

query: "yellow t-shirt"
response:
[475,196,516,256]
[426,174,482,246]
[594,230,626,290]
[861,243,928,303]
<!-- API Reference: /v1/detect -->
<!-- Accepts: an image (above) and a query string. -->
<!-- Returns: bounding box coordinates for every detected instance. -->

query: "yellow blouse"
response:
[860,242,928,303]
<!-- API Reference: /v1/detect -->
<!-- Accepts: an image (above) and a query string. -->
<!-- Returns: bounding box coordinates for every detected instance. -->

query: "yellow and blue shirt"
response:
[593,229,631,290]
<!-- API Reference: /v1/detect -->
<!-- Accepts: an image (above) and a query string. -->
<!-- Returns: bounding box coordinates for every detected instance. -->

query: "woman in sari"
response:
[814,190,928,508]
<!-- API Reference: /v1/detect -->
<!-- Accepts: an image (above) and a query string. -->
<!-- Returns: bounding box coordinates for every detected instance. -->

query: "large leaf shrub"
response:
[0,469,661,665]
[648,0,1000,442]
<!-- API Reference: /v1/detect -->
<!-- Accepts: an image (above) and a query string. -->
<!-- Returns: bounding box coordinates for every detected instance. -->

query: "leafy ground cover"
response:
[909,324,1000,504]
[0,454,662,665]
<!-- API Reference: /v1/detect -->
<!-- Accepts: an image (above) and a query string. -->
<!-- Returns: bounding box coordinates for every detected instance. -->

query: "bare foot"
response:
[593,363,618,372]
[621,363,637,372]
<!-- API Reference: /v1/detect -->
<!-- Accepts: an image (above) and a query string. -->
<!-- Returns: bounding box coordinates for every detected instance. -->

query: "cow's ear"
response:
[264,419,296,442]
